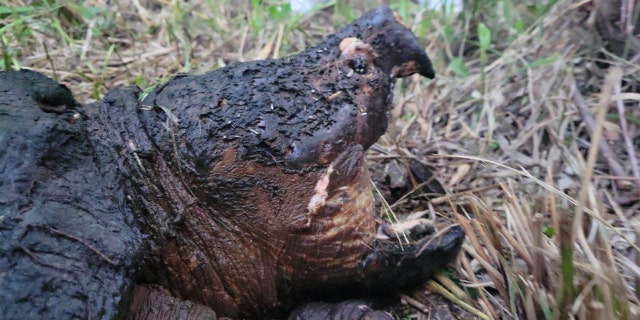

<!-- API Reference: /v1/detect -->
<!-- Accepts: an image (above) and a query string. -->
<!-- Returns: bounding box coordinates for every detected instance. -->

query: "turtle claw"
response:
[360,225,465,291]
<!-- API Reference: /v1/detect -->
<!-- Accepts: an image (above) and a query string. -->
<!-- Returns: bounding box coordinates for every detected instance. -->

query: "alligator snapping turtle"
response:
[0,7,464,320]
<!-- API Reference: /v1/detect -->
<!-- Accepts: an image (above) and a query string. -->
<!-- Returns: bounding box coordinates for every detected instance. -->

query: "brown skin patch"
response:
[392,60,422,77]
[136,147,377,318]
[129,284,218,320]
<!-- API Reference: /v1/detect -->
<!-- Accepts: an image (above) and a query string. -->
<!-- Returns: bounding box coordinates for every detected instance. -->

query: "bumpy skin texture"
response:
[0,7,464,320]
[128,284,217,320]
[0,70,143,319]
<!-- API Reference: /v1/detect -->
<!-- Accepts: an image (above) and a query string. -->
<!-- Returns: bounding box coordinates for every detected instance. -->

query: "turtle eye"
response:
[351,57,367,74]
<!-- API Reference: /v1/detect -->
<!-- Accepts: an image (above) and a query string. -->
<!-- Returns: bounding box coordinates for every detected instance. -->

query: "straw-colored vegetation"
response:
[2,0,639,319]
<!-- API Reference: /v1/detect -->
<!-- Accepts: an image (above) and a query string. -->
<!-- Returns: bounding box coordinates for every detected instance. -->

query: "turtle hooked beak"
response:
[384,10,435,78]
[349,6,435,79]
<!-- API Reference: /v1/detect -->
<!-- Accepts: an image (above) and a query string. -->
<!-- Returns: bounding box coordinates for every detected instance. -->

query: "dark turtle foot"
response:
[360,225,465,292]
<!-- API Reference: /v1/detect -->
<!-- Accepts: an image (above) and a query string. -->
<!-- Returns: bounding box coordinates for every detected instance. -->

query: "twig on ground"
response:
[42,42,58,82]
[44,226,115,265]
[571,85,628,187]
[107,47,175,67]
[612,79,640,195]
[426,279,492,320]
[400,294,431,314]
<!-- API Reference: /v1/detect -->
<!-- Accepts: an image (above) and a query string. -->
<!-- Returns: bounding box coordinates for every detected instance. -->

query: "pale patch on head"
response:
[339,37,359,52]
[307,163,334,214]
[339,37,376,60]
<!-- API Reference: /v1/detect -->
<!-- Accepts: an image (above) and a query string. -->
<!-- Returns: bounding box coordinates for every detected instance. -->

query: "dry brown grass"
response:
[382,1,640,319]
[3,0,639,319]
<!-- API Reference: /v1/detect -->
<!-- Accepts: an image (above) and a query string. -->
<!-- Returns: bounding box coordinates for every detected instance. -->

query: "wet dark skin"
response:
[0,7,463,320]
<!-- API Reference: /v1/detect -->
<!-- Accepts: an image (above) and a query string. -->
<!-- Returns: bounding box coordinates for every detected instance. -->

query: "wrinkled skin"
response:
[0,7,464,320]
[0,69,143,319]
